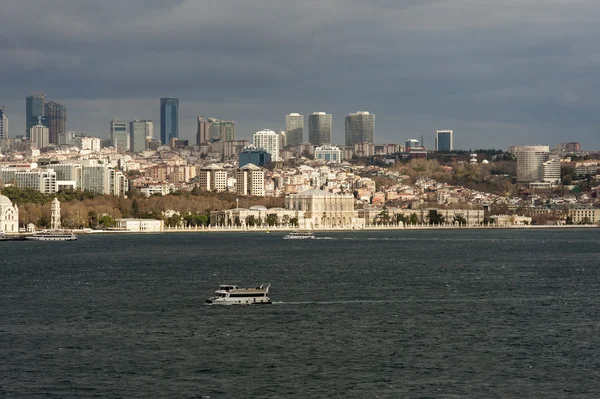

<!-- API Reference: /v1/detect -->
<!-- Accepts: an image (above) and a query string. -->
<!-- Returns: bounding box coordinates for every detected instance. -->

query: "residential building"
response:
[0,167,56,194]
[556,142,581,154]
[285,113,304,147]
[30,124,50,149]
[160,98,179,145]
[253,129,280,161]
[197,165,228,192]
[435,129,453,151]
[81,165,128,195]
[72,136,101,151]
[308,112,332,146]
[26,93,45,138]
[354,142,375,157]
[516,146,550,182]
[0,108,7,139]
[130,120,153,153]
[315,145,342,163]
[345,111,374,146]
[235,163,265,196]
[45,101,66,145]
[239,146,272,167]
[110,119,129,152]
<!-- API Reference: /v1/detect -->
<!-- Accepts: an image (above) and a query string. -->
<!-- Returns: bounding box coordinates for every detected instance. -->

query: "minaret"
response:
[51,198,61,230]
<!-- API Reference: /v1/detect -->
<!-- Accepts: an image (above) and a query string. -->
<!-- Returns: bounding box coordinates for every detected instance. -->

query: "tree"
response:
[395,214,408,224]
[290,217,299,227]
[428,211,445,225]
[131,199,140,218]
[453,215,467,226]
[266,214,279,227]
[409,213,419,225]
[245,215,257,227]
[99,215,116,228]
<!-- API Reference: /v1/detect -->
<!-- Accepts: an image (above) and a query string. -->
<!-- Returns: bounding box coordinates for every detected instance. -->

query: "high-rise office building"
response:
[344,111,375,146]
[239,146,272,167]
[197,117,210,144]
[160,98,179,145]
[253,129,280,161]
[206,118,236,142]
[0,108,7,139]
[516,146,550,182]
[308,112,332,146]
[26,93,45,138]
[110,119,129,152]
[30,124,50,149]
[435,130,453,152]
[45,101,67,145]
[285,113,303,147]
[130,120,153,153]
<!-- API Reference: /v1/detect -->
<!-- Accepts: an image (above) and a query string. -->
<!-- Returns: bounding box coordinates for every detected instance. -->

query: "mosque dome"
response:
[0,195,13,206]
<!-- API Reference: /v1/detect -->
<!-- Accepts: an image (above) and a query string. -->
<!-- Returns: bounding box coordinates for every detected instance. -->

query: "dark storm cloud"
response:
[1,0,600,148]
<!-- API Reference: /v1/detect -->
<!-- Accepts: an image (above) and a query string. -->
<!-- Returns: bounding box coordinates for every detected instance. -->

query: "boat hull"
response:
[205,298,272,305]
[26,235,78,241]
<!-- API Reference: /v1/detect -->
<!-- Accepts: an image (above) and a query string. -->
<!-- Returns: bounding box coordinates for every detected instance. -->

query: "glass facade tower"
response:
[160,98,179,145]
[26,94,45,138]
[308,112,332,146]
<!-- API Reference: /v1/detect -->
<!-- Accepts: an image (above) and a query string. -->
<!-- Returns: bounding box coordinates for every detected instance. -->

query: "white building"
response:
[286,189,358,229]
[197,165,228,192]
[115,218,164,232]
[0,168,57,194]
[73,136,101,151]
[253,129,280,161]
[315,145,342,163]
[0,193,19,233]
[235,163,265,196]
[542,157,561,184]
[516,146,550,182]
[30,124,50,149]
[81,165,128,195]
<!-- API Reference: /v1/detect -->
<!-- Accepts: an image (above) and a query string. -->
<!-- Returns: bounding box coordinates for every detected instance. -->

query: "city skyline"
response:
[2,1,600,149]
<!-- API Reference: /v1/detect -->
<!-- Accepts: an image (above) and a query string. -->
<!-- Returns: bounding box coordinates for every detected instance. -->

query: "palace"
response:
[0,193,19,233]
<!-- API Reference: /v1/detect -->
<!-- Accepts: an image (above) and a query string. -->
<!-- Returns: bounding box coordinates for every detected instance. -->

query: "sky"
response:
[1,0,600,150]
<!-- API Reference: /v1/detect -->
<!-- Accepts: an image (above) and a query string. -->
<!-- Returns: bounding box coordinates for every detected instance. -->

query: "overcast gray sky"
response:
[1,0,600,149]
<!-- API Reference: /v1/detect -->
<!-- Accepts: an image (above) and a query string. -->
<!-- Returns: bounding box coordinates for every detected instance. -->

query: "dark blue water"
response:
[2,229,600,398]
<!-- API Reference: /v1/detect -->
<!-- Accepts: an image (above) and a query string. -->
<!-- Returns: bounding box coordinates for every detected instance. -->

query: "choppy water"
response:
[1,229,600,398]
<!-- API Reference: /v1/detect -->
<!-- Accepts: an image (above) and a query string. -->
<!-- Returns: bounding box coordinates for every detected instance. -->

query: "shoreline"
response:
[3,224,597,237]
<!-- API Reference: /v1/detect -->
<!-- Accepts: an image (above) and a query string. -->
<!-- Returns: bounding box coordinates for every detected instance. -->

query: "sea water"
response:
[1,229,600,398]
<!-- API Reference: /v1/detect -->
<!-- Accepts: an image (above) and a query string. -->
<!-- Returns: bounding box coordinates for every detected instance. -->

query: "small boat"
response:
[26,231,78,241]
[205,283,271,305]
[283,231,315,240]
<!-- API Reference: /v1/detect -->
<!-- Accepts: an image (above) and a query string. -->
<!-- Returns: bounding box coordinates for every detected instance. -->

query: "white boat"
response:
[283,231,315,240]
[26,231,78,241]
[205,283,271,305]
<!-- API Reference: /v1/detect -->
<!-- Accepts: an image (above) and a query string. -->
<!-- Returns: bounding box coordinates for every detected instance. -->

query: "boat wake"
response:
[273,296,558,305]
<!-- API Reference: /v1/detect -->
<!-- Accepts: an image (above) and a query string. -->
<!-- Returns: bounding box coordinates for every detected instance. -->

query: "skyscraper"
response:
[285,113,303,147]
[160,98,179,145]
[344,111,375,146]
[0,108,7,139]
[26,93,45,138]
[130,120,153,153]
[308,112,332,146]
[435,130,453,152]
[45,101,67,145]
[197,117,210,144]
[206,118,236,142]
[253,129,280,161]
[110,119,129,152]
